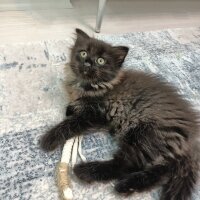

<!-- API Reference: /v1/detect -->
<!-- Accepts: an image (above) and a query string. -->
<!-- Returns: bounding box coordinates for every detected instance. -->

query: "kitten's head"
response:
[70,29,129,84]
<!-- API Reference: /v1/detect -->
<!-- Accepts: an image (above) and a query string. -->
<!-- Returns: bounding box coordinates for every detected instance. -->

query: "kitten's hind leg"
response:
[74,159,124,183]
[115,164,168,195]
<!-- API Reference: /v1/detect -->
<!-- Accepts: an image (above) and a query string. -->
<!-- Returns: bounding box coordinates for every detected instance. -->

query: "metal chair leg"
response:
[95,0,107,33]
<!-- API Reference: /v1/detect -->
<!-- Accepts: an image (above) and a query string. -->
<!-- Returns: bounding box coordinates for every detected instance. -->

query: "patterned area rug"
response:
[0,27,200,200]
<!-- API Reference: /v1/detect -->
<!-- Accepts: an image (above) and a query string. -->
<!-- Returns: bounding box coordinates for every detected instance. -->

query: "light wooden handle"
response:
[57,162,73,200]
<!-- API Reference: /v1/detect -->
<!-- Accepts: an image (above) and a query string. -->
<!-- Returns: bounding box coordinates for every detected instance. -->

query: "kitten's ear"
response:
[113,46,129,66]
[75,28,90,40]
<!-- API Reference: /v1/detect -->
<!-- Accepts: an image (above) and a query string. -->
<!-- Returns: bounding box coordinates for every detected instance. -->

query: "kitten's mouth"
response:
[70,64,98,82]
[83,71,88,75]
[81,70,96,80]
[82,74,96,82]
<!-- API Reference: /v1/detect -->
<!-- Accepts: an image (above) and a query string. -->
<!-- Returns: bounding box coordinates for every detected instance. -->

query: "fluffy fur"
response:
[41,29,199,200]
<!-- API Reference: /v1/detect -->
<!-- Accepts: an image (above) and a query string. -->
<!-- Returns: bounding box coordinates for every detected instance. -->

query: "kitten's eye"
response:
[79,51,87,58]
[96,57,105,65]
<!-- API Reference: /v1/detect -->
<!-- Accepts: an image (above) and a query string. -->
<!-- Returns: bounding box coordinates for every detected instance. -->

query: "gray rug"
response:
[0,27,200,200]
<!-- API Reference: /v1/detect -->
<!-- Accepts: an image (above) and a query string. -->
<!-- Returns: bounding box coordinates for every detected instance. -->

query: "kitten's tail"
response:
[161,157,199,200]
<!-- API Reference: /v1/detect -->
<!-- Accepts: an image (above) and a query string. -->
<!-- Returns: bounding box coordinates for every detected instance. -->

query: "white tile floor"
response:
[0,0,200,44]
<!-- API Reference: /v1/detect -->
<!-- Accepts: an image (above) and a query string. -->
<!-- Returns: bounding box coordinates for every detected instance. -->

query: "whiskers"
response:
[79,70,125,97]
[66,61,125,99]
[98,69,117,82]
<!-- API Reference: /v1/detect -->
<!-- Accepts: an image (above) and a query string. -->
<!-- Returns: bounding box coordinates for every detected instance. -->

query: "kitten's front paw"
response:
[74,162,97,183]
[115,179,135,195]
[40,128,63,151]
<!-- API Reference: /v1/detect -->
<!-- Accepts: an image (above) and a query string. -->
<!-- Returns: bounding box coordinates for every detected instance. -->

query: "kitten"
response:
[41,29,199,200]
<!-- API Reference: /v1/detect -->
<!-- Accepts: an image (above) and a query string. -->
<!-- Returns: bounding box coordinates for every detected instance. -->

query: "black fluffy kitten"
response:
[41,29,199,200]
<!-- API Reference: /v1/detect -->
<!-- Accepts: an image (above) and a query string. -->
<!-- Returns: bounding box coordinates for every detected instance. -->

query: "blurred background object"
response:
[0,0,200,43]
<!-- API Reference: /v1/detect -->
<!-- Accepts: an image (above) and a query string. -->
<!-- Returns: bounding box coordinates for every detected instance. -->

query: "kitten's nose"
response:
[84,62,91,67]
